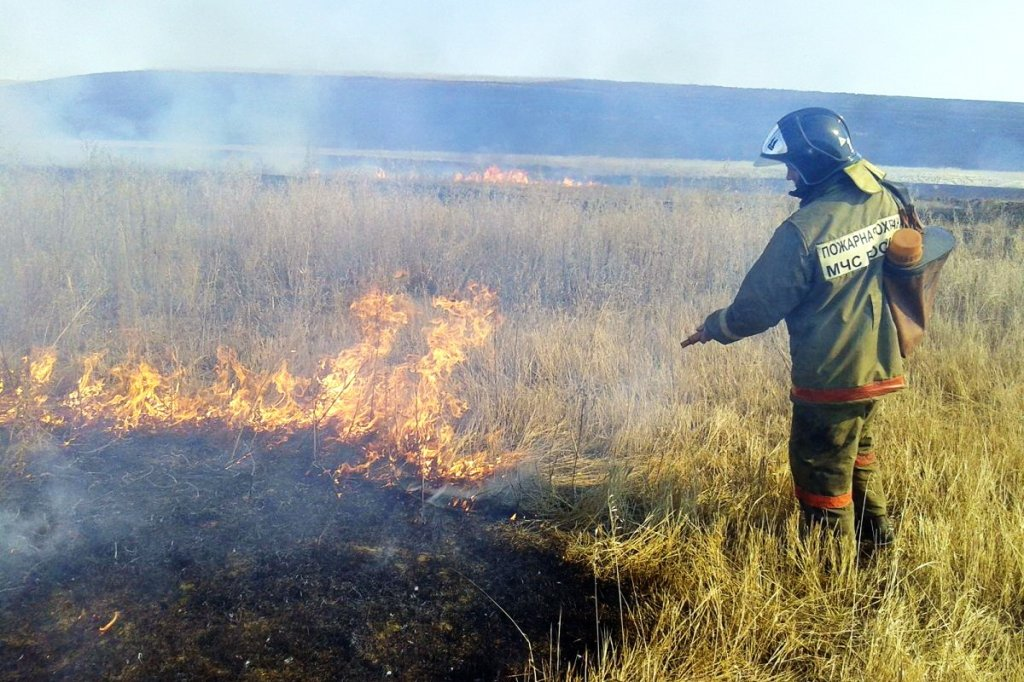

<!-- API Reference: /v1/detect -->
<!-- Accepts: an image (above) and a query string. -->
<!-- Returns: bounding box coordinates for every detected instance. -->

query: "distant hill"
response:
[2,70,1023,172]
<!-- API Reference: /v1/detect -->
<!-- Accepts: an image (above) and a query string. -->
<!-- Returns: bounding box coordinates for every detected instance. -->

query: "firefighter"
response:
[694,107,902,548]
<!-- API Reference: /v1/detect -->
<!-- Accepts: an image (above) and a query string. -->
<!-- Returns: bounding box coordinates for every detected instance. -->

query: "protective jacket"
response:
[703,160,906,402]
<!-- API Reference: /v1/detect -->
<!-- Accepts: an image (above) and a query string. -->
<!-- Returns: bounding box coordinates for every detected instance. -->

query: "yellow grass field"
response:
[1,164,1022,680]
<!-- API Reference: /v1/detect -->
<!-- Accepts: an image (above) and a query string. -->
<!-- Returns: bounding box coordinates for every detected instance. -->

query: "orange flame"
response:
[454,166,530,185]
[379,285,499,480]
[560,177,598,187]
[0,348,63,424]
[0,286,509,487]
[452,166,598,187]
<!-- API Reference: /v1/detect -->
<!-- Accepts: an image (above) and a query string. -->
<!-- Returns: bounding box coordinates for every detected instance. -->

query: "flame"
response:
[561,177,598,187]
[378,285,499,480]
[454,166,530,185]
[0,286,509,488]
[29,349,57,390]
[0,348,62,424]
[452,166,597,187]
[206,347,310,431]
[315,290,411,440]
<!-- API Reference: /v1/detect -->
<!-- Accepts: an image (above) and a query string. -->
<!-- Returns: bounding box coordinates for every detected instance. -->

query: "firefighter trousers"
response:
[789,399,888,542]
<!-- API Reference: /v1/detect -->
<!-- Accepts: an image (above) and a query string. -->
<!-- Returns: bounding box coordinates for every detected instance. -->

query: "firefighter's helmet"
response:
[758,107,861,185]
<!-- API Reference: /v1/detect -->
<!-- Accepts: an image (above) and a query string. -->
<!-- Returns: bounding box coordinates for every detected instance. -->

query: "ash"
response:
[0,430,611,681]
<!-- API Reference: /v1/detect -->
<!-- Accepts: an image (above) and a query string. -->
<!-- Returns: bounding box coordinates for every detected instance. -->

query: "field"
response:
[1,164,1023,680]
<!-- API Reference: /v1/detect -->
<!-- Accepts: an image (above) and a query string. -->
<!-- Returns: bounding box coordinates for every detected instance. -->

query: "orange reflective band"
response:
[794,486,853,510]
[791,376,906,404]
[855,451,877,467]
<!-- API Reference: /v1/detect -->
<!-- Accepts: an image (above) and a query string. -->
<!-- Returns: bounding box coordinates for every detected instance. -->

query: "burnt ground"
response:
[0,429,615,681]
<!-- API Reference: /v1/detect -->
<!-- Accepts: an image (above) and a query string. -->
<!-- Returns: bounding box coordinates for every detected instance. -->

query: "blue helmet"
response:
[758,107,861,185]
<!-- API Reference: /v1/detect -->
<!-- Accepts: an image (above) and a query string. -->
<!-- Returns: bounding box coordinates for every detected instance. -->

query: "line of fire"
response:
[0,284,512,493]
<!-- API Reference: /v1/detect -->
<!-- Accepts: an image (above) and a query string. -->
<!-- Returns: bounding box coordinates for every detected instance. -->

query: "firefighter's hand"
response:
[680,325,710,350]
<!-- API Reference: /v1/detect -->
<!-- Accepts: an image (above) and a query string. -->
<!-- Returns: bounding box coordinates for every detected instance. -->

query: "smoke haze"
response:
[3,71,1024,176]
[3,1,1023,103]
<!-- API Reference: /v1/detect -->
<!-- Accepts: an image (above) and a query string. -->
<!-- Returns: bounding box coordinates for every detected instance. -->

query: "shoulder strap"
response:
[881,179,924,233]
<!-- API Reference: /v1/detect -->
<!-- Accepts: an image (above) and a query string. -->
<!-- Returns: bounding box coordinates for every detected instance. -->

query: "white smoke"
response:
[0,72,329,173]
[0,444,85,568]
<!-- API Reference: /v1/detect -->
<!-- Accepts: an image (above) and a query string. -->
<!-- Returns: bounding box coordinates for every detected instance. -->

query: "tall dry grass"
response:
[1,164,1022,680]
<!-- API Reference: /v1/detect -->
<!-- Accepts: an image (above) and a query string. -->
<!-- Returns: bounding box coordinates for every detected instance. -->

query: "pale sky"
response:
[1,0,1021,102]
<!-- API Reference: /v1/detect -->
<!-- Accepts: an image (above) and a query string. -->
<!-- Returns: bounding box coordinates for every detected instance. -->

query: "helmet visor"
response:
[754,155,784,167]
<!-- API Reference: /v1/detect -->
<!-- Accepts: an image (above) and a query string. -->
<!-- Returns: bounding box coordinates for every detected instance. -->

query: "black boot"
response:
[858,515,895,548]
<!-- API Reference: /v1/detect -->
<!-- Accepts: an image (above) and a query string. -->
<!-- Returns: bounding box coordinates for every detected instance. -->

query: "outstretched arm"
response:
[699,222,812,345]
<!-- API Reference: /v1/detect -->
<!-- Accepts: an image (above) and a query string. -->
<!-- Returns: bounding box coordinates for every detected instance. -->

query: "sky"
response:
[1,0,1021,103]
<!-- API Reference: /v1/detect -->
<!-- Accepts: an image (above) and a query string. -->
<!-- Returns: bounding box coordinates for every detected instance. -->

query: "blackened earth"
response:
[0,430,614,681]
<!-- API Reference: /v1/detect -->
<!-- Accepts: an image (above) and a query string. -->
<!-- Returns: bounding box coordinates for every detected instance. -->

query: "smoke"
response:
[139,72,325,170]
[0,77,93,167]
[3,71,1024,176]
[0,72,334,173]
[0,486,82,559]
[0,436,144,602]
[0,441,87,575]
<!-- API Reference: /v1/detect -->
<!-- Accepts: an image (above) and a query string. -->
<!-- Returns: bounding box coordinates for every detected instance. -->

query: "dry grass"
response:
[1,163,1022,680]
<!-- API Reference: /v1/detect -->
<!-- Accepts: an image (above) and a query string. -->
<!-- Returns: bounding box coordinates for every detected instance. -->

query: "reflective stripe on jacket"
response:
[703,160,906,402]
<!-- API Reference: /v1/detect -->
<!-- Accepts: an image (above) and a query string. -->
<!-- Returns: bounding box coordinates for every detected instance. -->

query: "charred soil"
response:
[0,430,614,681]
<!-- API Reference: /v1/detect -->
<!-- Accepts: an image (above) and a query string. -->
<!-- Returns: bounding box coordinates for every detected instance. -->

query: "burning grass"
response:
[1,284,509,487]
[2,164,1024,680]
